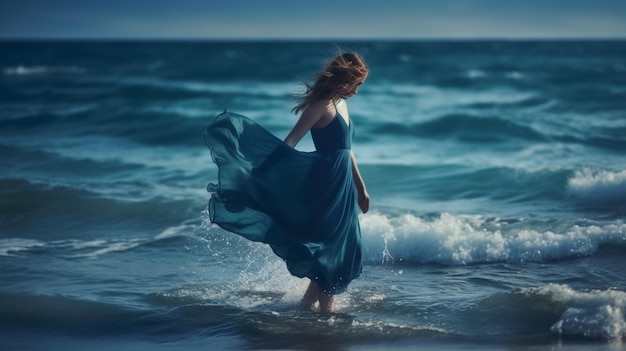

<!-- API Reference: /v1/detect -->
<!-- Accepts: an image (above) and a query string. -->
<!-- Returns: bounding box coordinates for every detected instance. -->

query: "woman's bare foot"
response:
[300,280,334,313]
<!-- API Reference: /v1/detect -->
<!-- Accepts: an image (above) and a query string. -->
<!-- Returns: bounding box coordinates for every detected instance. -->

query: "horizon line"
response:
[1,36,626,42]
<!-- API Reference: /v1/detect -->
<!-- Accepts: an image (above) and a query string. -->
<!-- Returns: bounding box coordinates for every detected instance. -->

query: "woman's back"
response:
[311,112,352,153]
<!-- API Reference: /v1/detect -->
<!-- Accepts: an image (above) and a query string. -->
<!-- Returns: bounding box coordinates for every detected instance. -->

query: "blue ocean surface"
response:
[1,40,625,351]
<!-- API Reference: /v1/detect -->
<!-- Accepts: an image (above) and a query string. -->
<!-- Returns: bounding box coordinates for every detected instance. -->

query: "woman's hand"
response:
[358,188,370,213]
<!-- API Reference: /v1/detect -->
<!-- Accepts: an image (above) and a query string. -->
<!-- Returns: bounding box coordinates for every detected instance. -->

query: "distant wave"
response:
[0,238,44,256]
[3,65,86,75]
[359,164,568,206]
[373,114,545,142]
[0,218,200,258]
[0,237,143,258]
[88,76,297,98]
[370,113,625,151]
[0,178,198,237]
[0,107,208,147]
[0,144,144,179]
[363,84,536,107]
[567,169,626,208]
[359,212,626,265]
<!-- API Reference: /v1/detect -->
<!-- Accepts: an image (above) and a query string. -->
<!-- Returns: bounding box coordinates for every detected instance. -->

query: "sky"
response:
[1,0,625,39]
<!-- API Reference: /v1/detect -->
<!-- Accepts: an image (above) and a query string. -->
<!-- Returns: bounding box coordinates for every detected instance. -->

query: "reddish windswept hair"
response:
[292,52,369,114]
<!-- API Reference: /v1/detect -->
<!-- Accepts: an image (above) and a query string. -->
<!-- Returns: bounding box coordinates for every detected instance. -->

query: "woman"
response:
[204,52,369,313]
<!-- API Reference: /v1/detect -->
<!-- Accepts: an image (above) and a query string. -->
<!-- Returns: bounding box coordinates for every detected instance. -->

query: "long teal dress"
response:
[203,110,362,294]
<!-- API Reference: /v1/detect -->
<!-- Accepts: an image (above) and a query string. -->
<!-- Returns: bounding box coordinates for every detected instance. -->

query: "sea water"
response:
[1,40,625,350]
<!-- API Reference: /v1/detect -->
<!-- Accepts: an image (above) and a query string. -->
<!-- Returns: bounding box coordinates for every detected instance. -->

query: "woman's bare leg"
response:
[300,280,319,310]
[318,292,334,314]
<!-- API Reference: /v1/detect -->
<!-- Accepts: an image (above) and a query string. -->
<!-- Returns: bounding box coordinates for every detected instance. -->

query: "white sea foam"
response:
[3,65,86,75]
[467,69,524,80]
[360,212,626,265]
[161,243,307,310]
[567,168,626,205]
[155,222,197,240]
[0,238,45,256]
[0,237,145,258]
[349,319,447,335]
[544,284,626,340]
[466,69,486,79]
[49,239,145,258]
[75,240,143,258]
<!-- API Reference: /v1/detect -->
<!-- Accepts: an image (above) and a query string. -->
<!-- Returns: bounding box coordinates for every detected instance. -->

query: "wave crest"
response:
[567,169,626,207]
[545,284,626,340]
[360,212,626,265]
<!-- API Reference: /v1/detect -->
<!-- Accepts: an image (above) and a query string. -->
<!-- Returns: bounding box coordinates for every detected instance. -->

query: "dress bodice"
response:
[310,113,352,153]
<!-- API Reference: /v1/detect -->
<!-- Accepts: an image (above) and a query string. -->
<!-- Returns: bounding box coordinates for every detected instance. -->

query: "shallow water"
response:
[1,40,625,350]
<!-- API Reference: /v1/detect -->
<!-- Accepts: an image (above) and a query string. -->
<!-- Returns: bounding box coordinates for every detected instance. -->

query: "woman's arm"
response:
[284,101,327,148]
[351,151,369,213]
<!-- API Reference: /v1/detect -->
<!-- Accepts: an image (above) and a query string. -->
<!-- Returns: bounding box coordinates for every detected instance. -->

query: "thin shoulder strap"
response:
[332,98,343,115]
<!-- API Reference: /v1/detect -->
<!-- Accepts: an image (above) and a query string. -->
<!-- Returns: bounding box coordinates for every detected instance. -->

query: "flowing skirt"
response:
[203,111,362,294]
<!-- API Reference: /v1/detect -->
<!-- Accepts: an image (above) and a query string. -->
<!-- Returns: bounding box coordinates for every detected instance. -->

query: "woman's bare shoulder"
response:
[303,99,333,114]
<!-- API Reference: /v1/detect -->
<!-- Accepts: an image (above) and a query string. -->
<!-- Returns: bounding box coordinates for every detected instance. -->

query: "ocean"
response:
[0,40,625,350]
